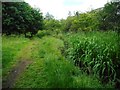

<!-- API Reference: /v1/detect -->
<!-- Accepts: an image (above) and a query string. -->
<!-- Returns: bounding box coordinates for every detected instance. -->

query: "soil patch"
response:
[2,60,32,88]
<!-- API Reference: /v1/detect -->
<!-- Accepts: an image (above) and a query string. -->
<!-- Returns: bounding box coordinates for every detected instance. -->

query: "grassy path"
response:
[14,36,67,88]
[14,36,103,88]
[3,36,64,88]
[2,60,32,88]
[2,39,39,88]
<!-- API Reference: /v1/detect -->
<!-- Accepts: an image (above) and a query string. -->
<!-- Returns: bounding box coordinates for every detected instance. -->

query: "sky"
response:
[24,0,110,19]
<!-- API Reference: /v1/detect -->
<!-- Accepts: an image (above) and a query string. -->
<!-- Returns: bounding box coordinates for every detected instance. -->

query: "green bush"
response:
[36,30,51,38]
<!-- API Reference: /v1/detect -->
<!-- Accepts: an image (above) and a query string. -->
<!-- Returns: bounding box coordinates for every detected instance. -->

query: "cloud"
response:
[24,0,108,19]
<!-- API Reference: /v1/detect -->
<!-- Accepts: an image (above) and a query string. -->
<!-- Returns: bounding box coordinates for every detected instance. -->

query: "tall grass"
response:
[64,31,120,85]
[2,34,116,88]
[14,36,104,88]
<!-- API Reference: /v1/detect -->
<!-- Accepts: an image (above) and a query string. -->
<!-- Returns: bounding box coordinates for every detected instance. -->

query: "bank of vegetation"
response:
[2,0,120,89]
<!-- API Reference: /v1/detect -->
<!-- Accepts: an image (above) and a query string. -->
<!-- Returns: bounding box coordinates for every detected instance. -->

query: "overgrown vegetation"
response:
[14,36,108,88]
[2,0,120,89]
[63,31,120,86]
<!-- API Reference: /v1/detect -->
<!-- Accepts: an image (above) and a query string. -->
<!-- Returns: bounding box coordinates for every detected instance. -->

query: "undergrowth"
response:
[14,36,106,88]
[64,31,120,87]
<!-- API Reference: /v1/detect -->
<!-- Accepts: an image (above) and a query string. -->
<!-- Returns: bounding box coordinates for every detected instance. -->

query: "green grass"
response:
[2,36,29,77]
[14,36,105,88]
[2,32,117,88]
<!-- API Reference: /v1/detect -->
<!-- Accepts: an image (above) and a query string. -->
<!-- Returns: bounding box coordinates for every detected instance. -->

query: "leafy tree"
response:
[63,11,99,32]
[98,1,120,32]
[2,2,43,37]
[63,16,74,32]
[43,13,62,34]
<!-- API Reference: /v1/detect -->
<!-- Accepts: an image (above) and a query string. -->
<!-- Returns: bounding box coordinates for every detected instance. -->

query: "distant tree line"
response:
[2,2,43,37]
[2,0,120,37]
[99,1,120,32]
[59,0,120,33]
[42,0,120,34]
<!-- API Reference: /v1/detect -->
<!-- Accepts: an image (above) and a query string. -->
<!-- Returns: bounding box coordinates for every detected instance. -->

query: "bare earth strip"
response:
[2,60,32,88]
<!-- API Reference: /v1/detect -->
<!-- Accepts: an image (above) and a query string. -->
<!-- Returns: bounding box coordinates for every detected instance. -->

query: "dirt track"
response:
[2,60,32,88]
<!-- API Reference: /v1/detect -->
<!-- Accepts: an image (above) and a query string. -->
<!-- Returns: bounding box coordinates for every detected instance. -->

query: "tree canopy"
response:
[2,2,43,37]
[99,1,120,32]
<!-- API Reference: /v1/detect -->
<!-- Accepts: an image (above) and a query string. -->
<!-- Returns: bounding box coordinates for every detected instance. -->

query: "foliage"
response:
[43,12,64,35]
[44,19,61,32]
[14,36,105,88]
[36,30,51,38]
[62,11,99,32]
[98,1,120,32]
[2,2,43,37]
[65,31,120,85]
[60,1,120,33]
[2,0,120,89]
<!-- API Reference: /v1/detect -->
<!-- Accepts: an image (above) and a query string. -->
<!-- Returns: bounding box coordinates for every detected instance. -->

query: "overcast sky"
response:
[24,0,109,19]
